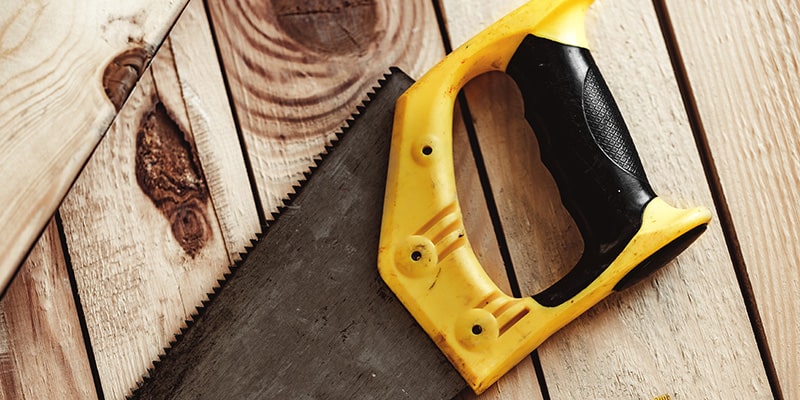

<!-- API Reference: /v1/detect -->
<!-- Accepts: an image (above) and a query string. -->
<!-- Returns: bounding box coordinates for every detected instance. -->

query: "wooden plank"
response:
[452,107,544,399]
[206,1,543,397]
[663,1,800,396]
[205,0,445,215]
[439,0,771,398]
[0,0,187,294]
[132,73,541,398]
[56,2,260,397]
[0,220,96,399]
[130,72,472,399]
[168,0,261,258]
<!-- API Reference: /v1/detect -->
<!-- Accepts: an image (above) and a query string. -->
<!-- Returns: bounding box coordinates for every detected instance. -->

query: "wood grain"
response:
[452,106,544,399]
[56,4,259,397]
[663,1,800,396]
[0,0,187,294]
[132,73,539,398]
[439,0,771,398]
[206,0,545,396]
[206,0,445,215]
[0,220,96,399]
[195,1,540,397]
[168,0,261,259]
[130,72,471,399]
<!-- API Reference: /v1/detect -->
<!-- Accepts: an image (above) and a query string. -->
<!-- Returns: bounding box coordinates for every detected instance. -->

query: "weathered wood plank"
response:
[56,3,259,397]
[439,0,770,398]
[206,1,544,397]
[129,71,471,400]
[132,71,542,398]
[168,0,261,259]
[60,68,230,400]
[0,0,187,294]
[452,107,545,399]
[0,220,96,399]
[663,1,800,396]
[205,0,445,215]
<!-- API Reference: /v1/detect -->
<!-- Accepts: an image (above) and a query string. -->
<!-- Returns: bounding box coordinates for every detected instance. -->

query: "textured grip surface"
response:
[583,68,647,181]
[505,35,656,306]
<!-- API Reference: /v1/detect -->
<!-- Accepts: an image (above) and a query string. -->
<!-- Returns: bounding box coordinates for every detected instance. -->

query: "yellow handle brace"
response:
[378,0,711,393]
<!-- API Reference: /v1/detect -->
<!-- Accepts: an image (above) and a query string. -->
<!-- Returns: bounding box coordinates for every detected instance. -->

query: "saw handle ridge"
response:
[378,0,712,394]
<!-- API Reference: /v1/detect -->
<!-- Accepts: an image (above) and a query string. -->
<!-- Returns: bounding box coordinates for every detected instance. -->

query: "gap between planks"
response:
[651,1,781,397]
[439,0,771,398]
[56,212,106,400]
[431,1,548,397]
[200,0,269,224]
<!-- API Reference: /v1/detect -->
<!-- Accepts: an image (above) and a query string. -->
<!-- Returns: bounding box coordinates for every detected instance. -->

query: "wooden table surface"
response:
[1,0,796,398]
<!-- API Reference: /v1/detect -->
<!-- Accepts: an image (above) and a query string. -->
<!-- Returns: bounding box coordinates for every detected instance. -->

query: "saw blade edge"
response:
[126,69,402,399]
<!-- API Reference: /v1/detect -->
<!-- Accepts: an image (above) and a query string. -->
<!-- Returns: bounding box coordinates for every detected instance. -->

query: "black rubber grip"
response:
[505,35,656,307]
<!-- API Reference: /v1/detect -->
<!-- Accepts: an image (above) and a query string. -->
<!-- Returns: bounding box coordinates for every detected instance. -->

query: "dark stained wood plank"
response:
[0,220,96,399]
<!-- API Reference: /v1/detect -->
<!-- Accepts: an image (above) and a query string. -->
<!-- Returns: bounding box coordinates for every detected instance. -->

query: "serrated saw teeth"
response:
[128,71,398,398]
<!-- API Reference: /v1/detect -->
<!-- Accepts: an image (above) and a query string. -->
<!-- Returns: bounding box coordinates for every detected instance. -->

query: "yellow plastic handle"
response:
[377,0,711,393]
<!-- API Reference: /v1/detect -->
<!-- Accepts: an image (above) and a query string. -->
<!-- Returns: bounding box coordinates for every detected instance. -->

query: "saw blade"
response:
[129,69,466,399]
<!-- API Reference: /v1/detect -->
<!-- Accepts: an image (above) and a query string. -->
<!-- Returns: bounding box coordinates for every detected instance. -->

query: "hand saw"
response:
[130,0,711,398]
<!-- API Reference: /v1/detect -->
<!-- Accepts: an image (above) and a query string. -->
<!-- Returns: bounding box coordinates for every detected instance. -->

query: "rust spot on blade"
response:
[135,100,210,257]
[271,0,379,55]
[103,47,151,110]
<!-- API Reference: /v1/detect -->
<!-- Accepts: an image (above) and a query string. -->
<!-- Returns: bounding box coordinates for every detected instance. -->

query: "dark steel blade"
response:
[130,69,465,400]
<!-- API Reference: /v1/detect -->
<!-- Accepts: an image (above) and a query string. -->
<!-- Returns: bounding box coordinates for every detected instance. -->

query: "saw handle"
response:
[379,0,712,393]
[506,35,658,306]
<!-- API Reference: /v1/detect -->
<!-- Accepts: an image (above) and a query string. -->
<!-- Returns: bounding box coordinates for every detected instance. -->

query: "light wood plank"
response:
[57,4,259,397]
[60,66,230,400]
[0,0,187,294]
[440,0,770,398]
[453,106,544,400]
[663,1,800,396]
[0,220,96,399]
[206,0,445,215]
[168,0,261,258]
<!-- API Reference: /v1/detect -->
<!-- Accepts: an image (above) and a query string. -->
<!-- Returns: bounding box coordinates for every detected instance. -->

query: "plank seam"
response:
[431,0,455,53]
[55,211,105,400]
[165,34,238,265]
[457,91,552,400]
[430,1,551,397]
[202,0,267,225]
[651,1,782,398]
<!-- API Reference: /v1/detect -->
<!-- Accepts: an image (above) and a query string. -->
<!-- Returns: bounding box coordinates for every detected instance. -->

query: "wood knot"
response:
[103,47,151,110]
[271,0,379,55]
[135,100,211,257]
[169,201,210,257]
